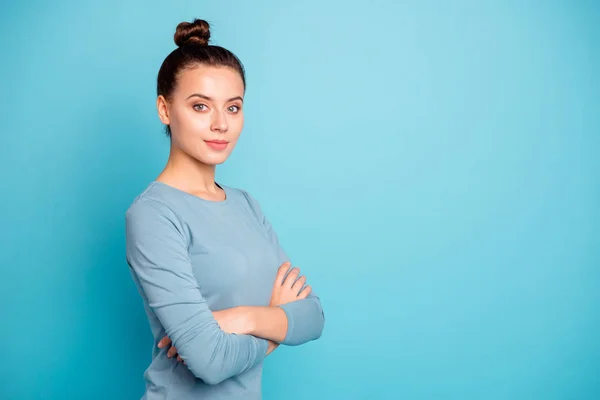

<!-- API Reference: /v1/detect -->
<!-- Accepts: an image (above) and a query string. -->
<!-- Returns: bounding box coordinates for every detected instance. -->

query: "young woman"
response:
[125,18,325,400]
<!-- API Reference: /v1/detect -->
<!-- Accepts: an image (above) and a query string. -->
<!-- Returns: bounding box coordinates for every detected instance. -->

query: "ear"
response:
[156,95,171,126]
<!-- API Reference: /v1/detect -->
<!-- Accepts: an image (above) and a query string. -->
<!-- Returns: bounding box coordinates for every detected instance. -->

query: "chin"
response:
[199,154,230,165]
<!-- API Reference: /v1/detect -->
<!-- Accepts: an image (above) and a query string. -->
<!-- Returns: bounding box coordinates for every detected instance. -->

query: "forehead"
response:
[175,65,244,99]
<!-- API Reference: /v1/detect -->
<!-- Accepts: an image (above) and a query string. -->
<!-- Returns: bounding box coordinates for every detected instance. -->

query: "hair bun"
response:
[174,19,210,47]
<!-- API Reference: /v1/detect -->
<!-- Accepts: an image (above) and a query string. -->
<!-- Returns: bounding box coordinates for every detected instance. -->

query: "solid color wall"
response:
[1,1,598,399]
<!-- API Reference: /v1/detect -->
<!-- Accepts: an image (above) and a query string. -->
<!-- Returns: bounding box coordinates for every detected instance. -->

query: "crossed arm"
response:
[126,198,325,384]
[161,260,321,363]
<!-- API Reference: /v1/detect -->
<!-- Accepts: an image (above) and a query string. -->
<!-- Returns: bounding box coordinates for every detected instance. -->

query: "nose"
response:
[210,110,228,133]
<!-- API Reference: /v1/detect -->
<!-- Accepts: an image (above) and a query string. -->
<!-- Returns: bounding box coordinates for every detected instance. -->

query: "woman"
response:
[125,18,325,399]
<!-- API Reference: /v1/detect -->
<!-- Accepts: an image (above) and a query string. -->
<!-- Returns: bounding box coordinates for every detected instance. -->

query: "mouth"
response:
[204,140,229,150]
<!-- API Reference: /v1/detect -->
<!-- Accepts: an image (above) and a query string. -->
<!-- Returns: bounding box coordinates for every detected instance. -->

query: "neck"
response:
[157,146,219,195]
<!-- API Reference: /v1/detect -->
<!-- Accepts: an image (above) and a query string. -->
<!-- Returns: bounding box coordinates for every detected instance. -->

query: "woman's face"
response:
[158,65,245,165]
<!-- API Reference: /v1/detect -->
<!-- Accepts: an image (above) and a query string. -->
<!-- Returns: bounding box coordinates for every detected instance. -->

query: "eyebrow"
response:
[186,93,244,103]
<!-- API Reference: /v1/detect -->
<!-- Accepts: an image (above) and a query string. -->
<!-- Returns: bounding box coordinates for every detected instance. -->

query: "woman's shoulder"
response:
[125,181,181,223]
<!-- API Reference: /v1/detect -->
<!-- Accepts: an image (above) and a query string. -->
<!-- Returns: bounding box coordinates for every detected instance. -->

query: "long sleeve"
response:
[125,198,268,385]
[242,191,326,346]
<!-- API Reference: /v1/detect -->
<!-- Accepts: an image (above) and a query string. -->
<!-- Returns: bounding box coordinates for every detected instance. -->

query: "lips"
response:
[204,140,229,150]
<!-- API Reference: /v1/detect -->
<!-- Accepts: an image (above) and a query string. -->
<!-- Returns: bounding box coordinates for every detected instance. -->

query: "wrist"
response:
[243,306,288,342]
[267,340,279,355]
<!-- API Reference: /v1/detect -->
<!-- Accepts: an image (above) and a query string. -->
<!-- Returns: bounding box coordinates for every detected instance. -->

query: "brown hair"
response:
[156,19,246,136]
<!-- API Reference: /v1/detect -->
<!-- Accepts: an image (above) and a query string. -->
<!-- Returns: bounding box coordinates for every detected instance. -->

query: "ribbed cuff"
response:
[278,303,296,345]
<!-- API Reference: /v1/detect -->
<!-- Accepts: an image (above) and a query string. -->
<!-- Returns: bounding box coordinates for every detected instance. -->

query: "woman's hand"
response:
[158,336,185,364]
[262,261,312,353]
[269,261,312,306]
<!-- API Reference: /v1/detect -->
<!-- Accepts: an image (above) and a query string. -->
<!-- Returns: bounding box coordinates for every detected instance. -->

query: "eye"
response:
[193,104,207,111]
[228,105,241,113]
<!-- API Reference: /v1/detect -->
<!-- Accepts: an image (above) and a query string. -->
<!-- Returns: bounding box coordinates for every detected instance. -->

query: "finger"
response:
[284,267,300,288]
[158,336,171,348]
[298,285,312,299]
[291,275,307,293]
[275,262,291,286]
[167,346,178,358]
[177,355,183,363]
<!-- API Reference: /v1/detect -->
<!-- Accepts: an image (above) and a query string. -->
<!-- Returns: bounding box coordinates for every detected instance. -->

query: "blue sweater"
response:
[125,181,325,399]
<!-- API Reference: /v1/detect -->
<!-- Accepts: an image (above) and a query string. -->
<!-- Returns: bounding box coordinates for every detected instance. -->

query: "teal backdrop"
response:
[1,1,598,399]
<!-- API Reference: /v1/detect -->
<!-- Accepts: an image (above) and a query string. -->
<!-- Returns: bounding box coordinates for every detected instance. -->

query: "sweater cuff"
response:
[278,303,297,345]
[257,336,269,357]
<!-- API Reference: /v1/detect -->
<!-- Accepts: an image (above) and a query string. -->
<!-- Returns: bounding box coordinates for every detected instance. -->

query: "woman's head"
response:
[156,19,246,165]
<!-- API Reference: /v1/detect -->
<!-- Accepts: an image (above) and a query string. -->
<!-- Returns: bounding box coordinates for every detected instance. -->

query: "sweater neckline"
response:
[150,180,231,206]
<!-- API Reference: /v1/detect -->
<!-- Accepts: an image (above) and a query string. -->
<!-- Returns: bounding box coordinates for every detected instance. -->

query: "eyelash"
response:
[192,104,241,113]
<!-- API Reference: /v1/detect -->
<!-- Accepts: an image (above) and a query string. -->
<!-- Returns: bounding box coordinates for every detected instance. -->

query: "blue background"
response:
[1,1,598,399]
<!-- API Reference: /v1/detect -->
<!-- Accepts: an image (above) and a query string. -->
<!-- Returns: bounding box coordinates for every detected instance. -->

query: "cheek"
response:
[229,114,244,138]
[171,107,210,133]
